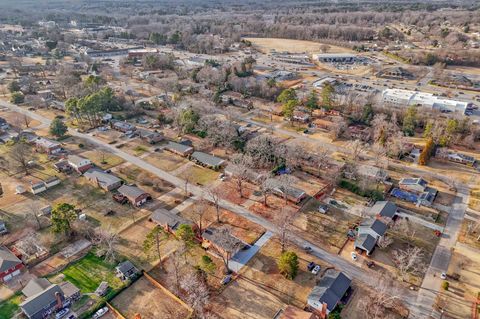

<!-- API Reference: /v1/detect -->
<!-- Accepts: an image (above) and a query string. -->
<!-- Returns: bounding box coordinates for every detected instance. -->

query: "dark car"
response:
[307,262,316,271]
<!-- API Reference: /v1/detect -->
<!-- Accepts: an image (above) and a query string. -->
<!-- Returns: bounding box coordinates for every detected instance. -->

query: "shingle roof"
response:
[116,260,137,275]
[308,270,351,312]
[151,208,192,230]
[354,233,376,253]
[22,278,51,298]
[359,219,388,237]
[202,227,245,252]
[370,201,397,218]
[399,177,427,187]
[84,168,121,187]
[20,284,64,318]
[165,141,193,154]
[0,246,22,272]
[118,185,148,200]
[191,151,225,167]
[67,154,90,167]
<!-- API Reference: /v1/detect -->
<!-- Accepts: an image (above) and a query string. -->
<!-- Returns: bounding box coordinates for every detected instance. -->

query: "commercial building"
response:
[314,53,357,63]
[381,88,471,114]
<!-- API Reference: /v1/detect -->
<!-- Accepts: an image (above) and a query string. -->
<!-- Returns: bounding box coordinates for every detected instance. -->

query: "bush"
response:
[10,91,24,104]
[78,143,84,148]
[277,251,299,280]
[339,179,384,201]
[442,281,449,290]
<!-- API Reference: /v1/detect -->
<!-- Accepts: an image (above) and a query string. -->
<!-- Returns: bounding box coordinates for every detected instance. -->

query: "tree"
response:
[10,92,24,104]
[51,203,77,237]
[199,255,216,274]
[206,186,221,223]
[259,176,276,206]
[277,251,299,280]
[9,142,33,174]
[305,91,318,111]
[8,80,20,93]
[192,199,208,233]
[321,83,335,109]
[418,137,435,165]
[277,88,297,104]
[229,153,253,198]
[176,224,196,249]
[282,99,297,121]
[213,227,242,273]
[49,118,68,138]
[358,277,402,319]
[143,227,168,264]
[402,105,417,136]
[177,108,199,134]
[179,272,210,317]
[94,227,119,263]
[274,207,294,252]
[392,246,426,281]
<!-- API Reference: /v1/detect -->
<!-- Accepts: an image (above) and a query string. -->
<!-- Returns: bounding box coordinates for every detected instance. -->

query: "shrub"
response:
[442,281,449,290]
[78,143,84,148]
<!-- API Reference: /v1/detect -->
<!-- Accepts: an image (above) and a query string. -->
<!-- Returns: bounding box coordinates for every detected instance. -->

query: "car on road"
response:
[351,252,358,261]
[303,246,312,253]
[311,265,321,275]
[93,307,109,319]
[440,272,447,280]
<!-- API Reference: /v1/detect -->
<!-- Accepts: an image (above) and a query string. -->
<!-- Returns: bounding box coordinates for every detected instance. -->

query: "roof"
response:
[67,154,90,166]
[118,184,148,200]
[354,233,377,253]
[151,208,192,230]
[20,284,64,318]
[113,121,136,130]
[276,306,315,319]
[84,168,121,187]
[202,227,245,252]
[116,260,137,274]
[399,177,427,187]
[316,53,357,59]
[165,141,193,154]
[34,137,60,149]
[359,219,388,237]
[0,246,22,272]
[59,281,80,299]
[308,270,351,312]
[370,201,397,218]
[22,278,51,298]
[191,151,225,167]
[271,180,306,200]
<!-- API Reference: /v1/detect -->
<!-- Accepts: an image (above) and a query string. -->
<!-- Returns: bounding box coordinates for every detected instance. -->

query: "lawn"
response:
[143,151,188,172]
[0,293,22,318]
[80,150,125,170]
[175,164,220,186]
[468,188,480,211]
[60,252,124,294]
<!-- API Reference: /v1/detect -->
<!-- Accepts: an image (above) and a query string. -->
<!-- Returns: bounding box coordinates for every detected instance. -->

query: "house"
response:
[112,121,136,133]
[220,92,254,109]
[292,111,310,123]
[274,306,319,319]
[307,270,352,315]
[399,178,427,194]
[44,177,60,189]
[191,152,226,170]
[115,260,139,281]
[354,219,388,255]
[150,208,194,234]
[369,201,397,222]
[53,160,73,173]
[12,234,48,264]
[271,182,307,204]
[201,227,245,259]
[436,148,476,166]
[84,168,122,191]
[164,141,194,157]
[37,89,53,100]
[117,185,151,207]
[30,181,47,195]
[34,137,61,154]
[67,155,93,173]
[137,129,163,144]
[20,278,79,319]
[0,246,24,282]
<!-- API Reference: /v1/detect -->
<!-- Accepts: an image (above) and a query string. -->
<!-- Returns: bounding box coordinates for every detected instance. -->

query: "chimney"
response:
[55,291,63,310]
[320,303,327,319]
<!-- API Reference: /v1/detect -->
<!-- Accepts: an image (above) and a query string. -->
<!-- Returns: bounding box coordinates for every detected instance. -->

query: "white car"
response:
[92,307,109,319]
[311,265,321,275]
[351,252,358,261]
[440,272,447,280]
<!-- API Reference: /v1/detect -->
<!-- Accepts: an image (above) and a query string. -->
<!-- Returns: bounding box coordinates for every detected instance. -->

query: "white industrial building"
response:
[314,53,358,63]
[381,88,471,114]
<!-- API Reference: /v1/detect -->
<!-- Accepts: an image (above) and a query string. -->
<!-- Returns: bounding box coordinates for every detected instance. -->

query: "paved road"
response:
[0,100,446,318]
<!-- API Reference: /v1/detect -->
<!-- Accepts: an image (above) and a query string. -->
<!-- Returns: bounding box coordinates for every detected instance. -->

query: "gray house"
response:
[307,270,352,315]
[370,201,397,222]
[84,168,122,191]
[354,219,388,255]
[150,208,194,233]
[20,283,65,319]
[191,152,225,170]
[164,141,194,157]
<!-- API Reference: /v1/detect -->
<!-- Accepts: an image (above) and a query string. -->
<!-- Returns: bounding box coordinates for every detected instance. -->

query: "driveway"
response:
[229,231,273,273]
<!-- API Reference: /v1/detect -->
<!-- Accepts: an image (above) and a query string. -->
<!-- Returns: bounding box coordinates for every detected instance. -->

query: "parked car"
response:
[318,204,329,214]
[307,262,316,271]
[221,275,232,285]
[311,265,321,275]
[55,308,69,319]
[93,307,109,319]
[351,252,358,261]
[440,272,447,280]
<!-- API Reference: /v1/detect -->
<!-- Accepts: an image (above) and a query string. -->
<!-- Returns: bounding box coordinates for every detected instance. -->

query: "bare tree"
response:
[358,277,402,319]
[393,218,417,243]
[180,272,210,318]
[206,186,221,223]
[213,227,243,273]
[258,175,276,207]
[348,139,366,162]
[192,198,208,233]
[377,235,394,249]
[170,249,183,294]
[274,174,298,205]
[94,227,119,263]
[229,153,253,198]
[9,142,33,175]
[392,246,426,281]
[274,207,294,253]
[26,201,42,230]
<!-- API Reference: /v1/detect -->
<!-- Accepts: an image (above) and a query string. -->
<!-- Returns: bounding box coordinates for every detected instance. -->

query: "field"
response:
[143,150,189,172]
[56,252,124,296]
[0,294,22,318]
[244,37,352,54]
[79,149,125,170]
[175,164,220,186]
[111,276,191,319]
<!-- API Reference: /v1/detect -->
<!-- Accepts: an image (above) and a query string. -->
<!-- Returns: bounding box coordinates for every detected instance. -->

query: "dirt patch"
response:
[143,150,189,172]
[111,276,191,319]
[244,37,352,54]
[214,180,255,206]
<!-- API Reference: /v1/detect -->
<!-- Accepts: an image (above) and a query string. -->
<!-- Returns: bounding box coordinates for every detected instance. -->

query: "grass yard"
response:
[468,188,480,211]
[80,150,125,170]
[175,164,220,186]
[458,219,480,250]
[0,294,22,318]
[143,151,188,172]
[60,252,124,295]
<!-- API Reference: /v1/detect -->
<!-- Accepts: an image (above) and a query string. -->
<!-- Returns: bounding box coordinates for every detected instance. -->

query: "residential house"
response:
[201,227,245,260]
[137,129,163,144]
[20,278,79,319]
[307,270,352,316]
[271,181,307,204]
[84,168,122,191]
[354,219,388,255]
[112,121,136,133]
[344,164,388,183]
[191,151,226,170]
[150,208,194,234]
[44,177,60,189]
[292,111,311,123]
[37,89,53,100]
[399,178,427,194]
[164,141,194,157]
[436,148,476,166]
[115,260,139,281]
[30,181,47,195]
[369,201,398,223]
[0,246,24,282]
[117,185,151,207]
[220,92,254,109]
[34,137,61,154]
[53,160,73,173]
[67,155,93,173]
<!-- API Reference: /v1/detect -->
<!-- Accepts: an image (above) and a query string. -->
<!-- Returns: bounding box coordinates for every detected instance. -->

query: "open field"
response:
[143,150,189,172]
[175,164,220,186]
[244,37,352,54]
[112,276,191,319]
[80,149,125,170]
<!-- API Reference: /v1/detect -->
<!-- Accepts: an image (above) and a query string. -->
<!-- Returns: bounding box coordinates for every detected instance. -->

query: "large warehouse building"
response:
[314,53,358,63]
[381,88,471,114]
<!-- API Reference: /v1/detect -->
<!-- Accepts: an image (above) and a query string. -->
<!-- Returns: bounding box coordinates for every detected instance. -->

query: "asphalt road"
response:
[0,99,459,318]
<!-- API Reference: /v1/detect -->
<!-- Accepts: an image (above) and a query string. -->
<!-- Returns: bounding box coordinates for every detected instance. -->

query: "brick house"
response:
[0,246,24,282]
